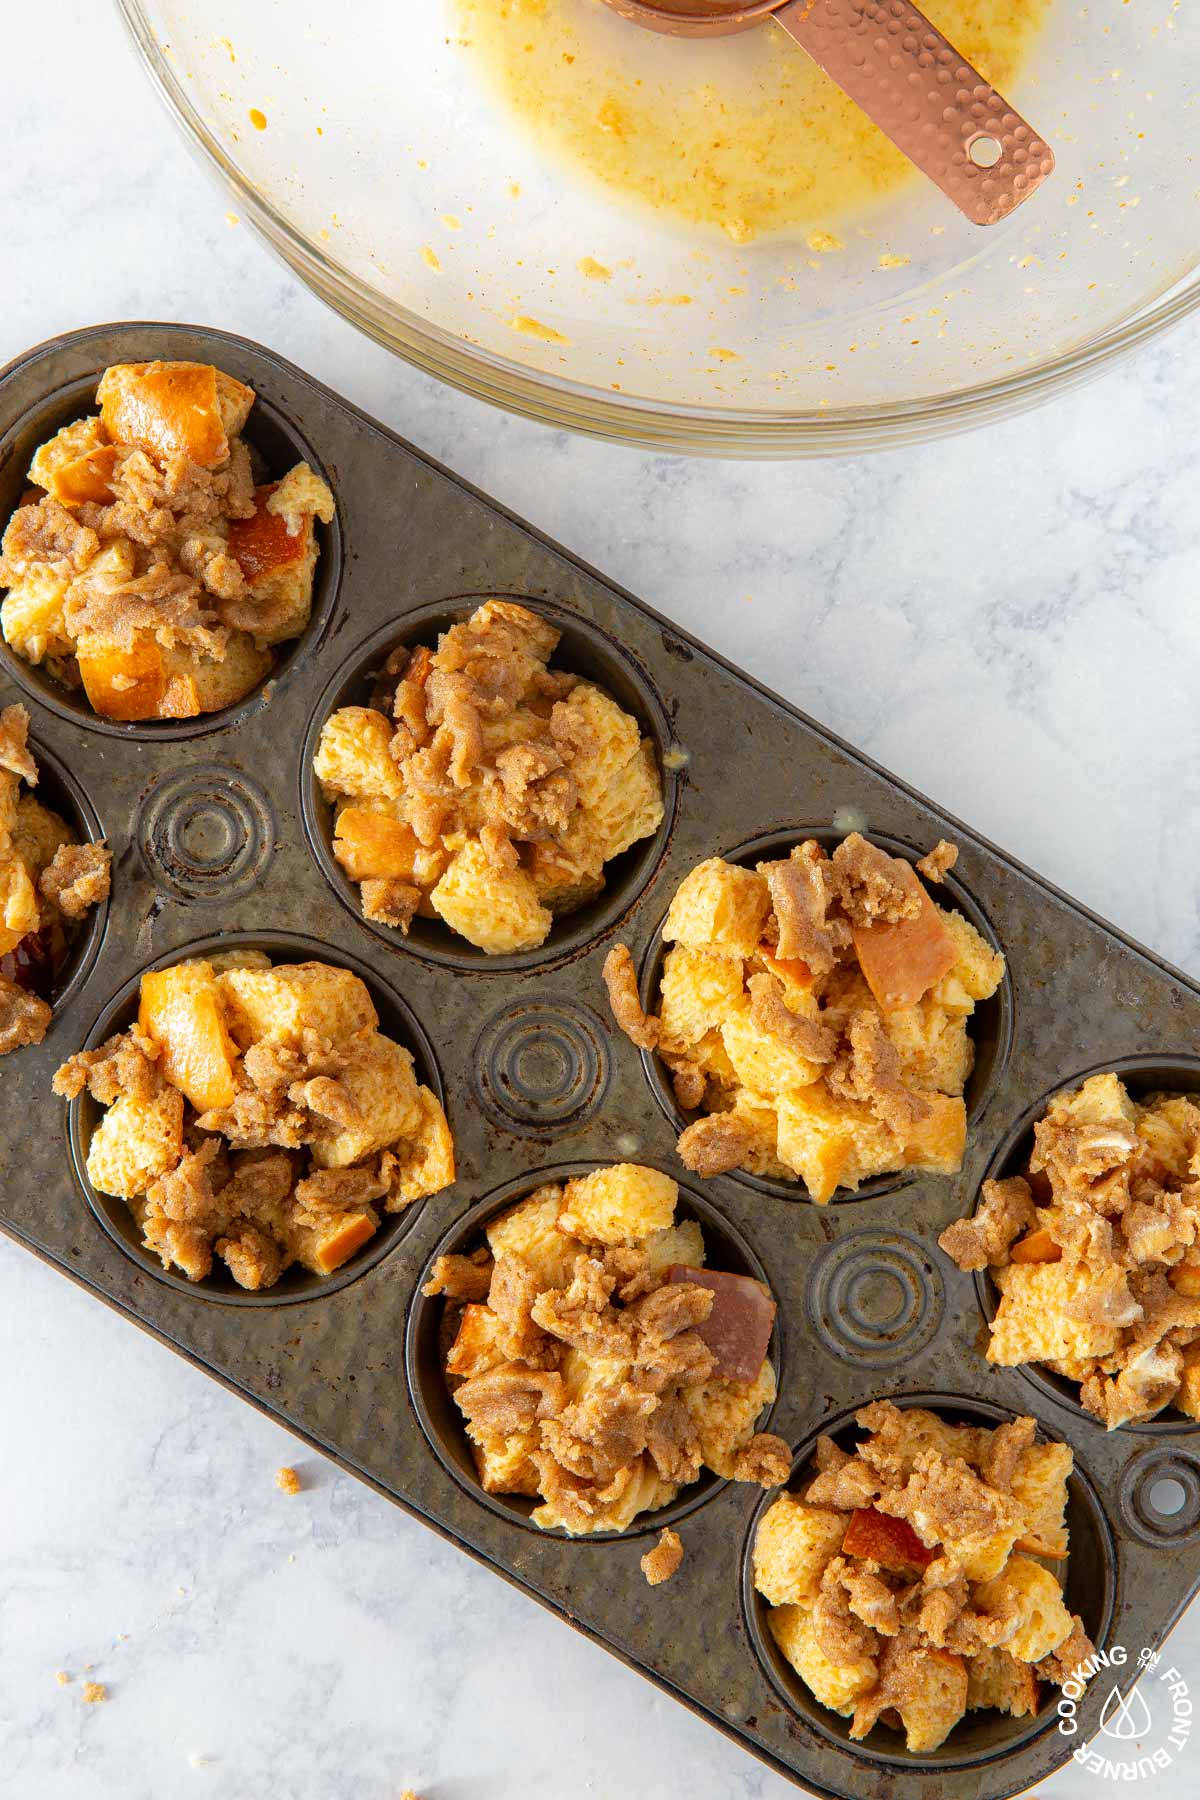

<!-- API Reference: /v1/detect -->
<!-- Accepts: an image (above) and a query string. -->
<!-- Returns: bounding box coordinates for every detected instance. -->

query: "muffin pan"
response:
[2,322,1198,1798]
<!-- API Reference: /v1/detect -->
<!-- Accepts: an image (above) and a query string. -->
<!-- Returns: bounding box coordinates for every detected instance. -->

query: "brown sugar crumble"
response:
[940,1071,1200,1428]
[314,600,664,954]
[753,1402,1093,1753]
[916,839,959,884]
[604,835,1004,1201]
[0,361,334,722]
[55,954,454,1291]
[0,702,110,1058]
[641,1526,684,1586]
[438,1164,788,1534]
[275,1465,302,1495]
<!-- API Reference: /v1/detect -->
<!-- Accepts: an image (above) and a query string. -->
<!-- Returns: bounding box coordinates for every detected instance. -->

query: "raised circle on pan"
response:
[638,824,1013,1207]
[298,596,679,973]
[741,1391,1117,1772]
[972,1053,1200,1435]
[472,998,610,1133]
[1120,1449,1200,1547]
[23,734,109,1011]
[405,1165,780,1539]
[0,369,341,740]
[67,929,443,1307]
[136,765,275,903]
[806,1228,944,1366]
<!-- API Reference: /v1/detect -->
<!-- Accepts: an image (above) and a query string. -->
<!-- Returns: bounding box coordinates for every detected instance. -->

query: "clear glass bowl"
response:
[118,0,1200,457]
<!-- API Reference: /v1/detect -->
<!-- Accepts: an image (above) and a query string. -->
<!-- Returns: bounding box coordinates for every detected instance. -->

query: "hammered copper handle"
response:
[773,0,1055,225]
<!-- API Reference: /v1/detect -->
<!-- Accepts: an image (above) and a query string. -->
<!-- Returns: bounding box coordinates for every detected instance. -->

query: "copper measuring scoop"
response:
[599,0,1054,225]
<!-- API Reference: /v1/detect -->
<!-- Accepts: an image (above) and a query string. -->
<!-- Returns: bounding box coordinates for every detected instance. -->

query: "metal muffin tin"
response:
[2,321,1198,1798]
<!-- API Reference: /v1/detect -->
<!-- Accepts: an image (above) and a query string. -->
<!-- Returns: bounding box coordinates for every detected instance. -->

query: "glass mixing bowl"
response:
[118,0,1199,456]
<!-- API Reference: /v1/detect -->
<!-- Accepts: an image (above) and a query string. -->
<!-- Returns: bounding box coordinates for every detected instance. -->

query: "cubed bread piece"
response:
[882,999,973,1095]
[159,633,272,719]
[557,1163,677,1246]
[643,1216,705,1276]
[333,806,421,882]
[966,1648,1039,1717]
[859,1405,985,1474]
[753,1495,847,1605]
[447,1303,510,1379]
[384,1085,455,1205]
[775,1086,898,1204]
[227,481,318,646]
[1177,1343,1200,1421]
[685,1359,776,1478]
[0,858,39,955]
[12,795,71,875]
[658,943,745,1049]
[851,875,957,1011]
[486,1184,582,1291]
[721,997,826,1098]
[885,1648,969,1753]
[989,1263,1126,1368]
[525,827,605,913]
[585,737,663,860]
[138,959,239,1112]
[900,1093,967,1174]
[431,841,552,954]
[308,1033,423,1168]
[553,683,642,812]
[97,361,254,467]
[29,418,113,502]
[86,1088,184,1199]
[974,1556,1074,1665]
[286,1208,378,1276]
[470,1427,542,1498]
[768,1603,877,1716]
[217,961,378,1050]
[931,909,1006,1009]
[1,565,73,664]
[663,858,771,955]
[1011,1440,1072,1557]
[314,707,405,803]
[77,630,168,721]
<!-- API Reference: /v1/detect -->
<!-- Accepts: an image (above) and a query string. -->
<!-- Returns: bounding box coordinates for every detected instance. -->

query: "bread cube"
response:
[974,1556,1074,1665]
[138,959,239,1112]
[730,1093,792,1180]
[1,565,73,664]
[852,881,958,1012]
[87,1088,184,1199]
[775,1086,897,1204]
[842,1507,934,1573]
[525,827,605,914]
[29,417,113,502]
[584,737,663,860]
[227,482,317,647]
[557,1163,677,1246]
[1,857,39,954]
[883,999,973,1095]
[1177,1343,1200,1421]
[314,707,404,803]
[486,1184,582,1290]
[643,1216,705,1276]
[1012,1441,1072,1557]
[989,1263,1125,1368]
[431,841,552,954]
[900,1093,967,1174]
[932,910,1006,1008]
[769,1603,877,1716]
[663,858,770,955]
[966,1648,1039,1717]
[12,795,71,877]
[753,1496,847,1606]
[446,1303,510,1379]
[886,1648,969,1753]
[308,1033,423,1168]
[77,630,167,721]
[97,361,254,467]
[217,961,378,1050]
[287,1209,378,1276]
[384,1085,455,1205]
[721,998,825,1099]
[553,683,642,812]
[685,1359,775,1478]
[658,943,744,1049]
[333,806,421,882]
[470,1427,542,1498]
[859,1406,984,1473]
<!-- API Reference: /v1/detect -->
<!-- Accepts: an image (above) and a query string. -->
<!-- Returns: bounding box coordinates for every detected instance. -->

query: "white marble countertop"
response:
[3,6,1199,1798]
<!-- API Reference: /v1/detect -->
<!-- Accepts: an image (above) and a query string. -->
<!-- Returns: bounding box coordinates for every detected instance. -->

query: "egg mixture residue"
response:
[453,0,1050,242]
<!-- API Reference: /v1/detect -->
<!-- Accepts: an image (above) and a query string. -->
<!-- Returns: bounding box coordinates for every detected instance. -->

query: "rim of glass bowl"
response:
[117,0,1200,459]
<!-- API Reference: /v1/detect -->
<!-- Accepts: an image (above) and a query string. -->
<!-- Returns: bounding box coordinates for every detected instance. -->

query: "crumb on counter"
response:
[55,1670,70,1686]
[641,1527,684,1587]
[82,1682,107,1704]
[276,1466,302,1495]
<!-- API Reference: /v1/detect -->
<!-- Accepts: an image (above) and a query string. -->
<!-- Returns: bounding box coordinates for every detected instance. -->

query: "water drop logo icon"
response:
[1099,1682,1154,1741]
